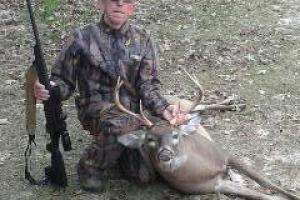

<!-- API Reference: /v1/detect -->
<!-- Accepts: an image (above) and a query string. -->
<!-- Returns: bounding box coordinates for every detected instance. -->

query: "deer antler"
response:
[181,67,205,113]
[114,77,154,127]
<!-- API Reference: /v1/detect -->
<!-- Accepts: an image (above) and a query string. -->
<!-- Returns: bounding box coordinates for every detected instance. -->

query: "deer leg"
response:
[194,103,246,112]
[193,95,246,112]
[228,157,300,200]
[215,180,286,200]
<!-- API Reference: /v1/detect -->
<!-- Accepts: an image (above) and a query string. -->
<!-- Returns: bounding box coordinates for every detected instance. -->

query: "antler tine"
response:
[114,77,141,119]
[114,77,153,127]
[139,100,154,127]
[181,67,205,113]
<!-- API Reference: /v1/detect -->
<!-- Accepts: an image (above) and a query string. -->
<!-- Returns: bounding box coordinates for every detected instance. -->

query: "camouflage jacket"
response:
[50,18,169,128]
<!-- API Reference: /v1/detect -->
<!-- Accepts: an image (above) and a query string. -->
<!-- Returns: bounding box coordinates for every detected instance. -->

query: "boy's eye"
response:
[110,0,134,3]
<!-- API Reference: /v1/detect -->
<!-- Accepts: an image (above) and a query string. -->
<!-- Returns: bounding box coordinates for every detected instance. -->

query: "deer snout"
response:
[157,145,175,162]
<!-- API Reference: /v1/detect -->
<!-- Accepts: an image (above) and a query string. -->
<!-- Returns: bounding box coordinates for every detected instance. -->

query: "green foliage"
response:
[40,0,61,21]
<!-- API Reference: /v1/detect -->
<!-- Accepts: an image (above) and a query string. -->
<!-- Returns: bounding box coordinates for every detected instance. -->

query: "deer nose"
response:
[157,145,175,162]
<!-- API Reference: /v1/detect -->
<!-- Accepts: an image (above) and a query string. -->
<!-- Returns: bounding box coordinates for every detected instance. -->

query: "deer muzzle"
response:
[157,145,175,162]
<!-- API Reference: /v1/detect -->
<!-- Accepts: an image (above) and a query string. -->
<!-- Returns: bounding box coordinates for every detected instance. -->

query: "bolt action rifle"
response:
[25,0,72,188]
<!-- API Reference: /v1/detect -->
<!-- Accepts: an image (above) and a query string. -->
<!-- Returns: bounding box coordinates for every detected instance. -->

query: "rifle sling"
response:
[25,139,39,185]
[24,64,39,185]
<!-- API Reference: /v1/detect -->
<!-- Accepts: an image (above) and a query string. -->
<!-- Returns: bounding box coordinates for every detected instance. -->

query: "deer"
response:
[114,72,300,200]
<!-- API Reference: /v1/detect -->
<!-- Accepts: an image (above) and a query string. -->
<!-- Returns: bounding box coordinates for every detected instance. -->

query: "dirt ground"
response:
[0,0,299,199]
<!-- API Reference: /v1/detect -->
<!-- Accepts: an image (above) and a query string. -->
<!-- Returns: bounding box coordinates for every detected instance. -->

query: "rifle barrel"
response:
[26,0,50,90]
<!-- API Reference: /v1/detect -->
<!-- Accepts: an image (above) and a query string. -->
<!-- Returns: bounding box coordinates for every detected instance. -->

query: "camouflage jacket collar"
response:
[99,15,130,38]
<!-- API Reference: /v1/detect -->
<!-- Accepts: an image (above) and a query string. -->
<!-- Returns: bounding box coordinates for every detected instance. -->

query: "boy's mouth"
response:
[113,10,125,14]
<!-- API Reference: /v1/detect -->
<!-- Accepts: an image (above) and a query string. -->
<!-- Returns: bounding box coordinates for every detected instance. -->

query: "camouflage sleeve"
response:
[137,36,169,116]
[50,32,80,101]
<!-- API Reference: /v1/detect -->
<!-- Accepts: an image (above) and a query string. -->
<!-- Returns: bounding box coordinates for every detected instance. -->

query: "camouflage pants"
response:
[78,108,156,184]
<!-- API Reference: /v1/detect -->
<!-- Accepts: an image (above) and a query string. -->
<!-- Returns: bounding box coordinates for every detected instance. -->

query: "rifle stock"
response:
[25,0,71,188]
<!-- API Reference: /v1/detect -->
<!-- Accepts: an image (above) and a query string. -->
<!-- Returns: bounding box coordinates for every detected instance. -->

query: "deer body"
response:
[114,75,300,200]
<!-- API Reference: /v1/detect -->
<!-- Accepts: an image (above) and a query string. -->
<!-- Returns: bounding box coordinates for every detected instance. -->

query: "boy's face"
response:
[96,0,135,28]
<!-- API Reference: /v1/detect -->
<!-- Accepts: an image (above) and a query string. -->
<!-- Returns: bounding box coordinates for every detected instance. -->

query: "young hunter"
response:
[33,0,186,192]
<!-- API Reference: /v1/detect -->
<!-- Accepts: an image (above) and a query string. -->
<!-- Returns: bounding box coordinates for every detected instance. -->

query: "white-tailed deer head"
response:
[115,69,204,172]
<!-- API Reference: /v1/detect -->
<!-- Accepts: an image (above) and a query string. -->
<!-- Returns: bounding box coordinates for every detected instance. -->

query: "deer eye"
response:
[147,136,156,142]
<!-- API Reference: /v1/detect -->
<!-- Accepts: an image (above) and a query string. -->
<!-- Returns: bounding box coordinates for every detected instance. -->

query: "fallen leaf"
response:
[0,118,10,125]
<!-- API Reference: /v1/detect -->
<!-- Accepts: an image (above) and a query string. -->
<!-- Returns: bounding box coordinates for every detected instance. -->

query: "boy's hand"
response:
[162,105,186,125]
[33,80,56,101]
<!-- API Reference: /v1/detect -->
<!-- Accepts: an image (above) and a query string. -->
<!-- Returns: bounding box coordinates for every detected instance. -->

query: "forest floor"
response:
[0,0,299,199]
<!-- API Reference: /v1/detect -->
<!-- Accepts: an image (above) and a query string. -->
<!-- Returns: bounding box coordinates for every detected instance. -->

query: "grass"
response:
[39,0,61,21]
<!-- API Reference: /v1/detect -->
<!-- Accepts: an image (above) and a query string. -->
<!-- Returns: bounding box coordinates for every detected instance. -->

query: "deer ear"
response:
[117,130,146,149]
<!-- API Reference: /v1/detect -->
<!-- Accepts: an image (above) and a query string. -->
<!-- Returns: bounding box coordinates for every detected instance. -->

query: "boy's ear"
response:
[117,130,146,149]
[126,3,135,16]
